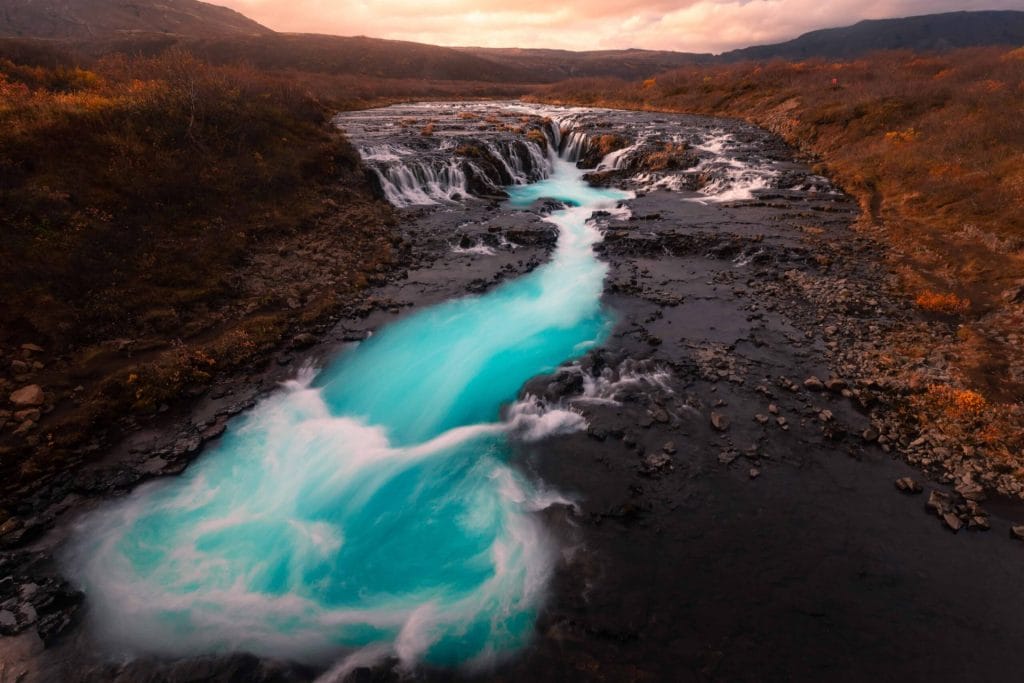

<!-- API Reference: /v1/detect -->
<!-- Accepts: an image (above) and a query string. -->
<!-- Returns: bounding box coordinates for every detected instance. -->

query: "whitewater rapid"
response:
[62,145,630,670]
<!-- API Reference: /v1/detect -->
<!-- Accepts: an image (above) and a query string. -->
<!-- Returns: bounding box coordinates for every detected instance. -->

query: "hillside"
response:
[187,34,537,82]
[455,47,711,81]
[0,0,271,40]
[0,0,270,40]
[722,10,1024,61]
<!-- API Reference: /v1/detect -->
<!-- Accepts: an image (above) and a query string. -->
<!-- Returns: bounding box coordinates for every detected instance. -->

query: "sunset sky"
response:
[217,0,1019,53]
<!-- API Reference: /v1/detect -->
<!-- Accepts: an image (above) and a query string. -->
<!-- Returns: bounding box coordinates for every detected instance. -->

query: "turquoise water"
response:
[63,157,630,670]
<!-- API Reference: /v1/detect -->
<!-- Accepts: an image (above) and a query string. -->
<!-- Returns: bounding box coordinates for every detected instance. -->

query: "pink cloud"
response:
[220,0,1023,52]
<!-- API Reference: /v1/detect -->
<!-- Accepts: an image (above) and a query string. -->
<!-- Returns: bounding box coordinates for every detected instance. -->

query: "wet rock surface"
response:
[4,103,1024,682]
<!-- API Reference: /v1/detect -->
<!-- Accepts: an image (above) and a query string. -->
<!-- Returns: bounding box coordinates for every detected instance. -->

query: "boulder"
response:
[803,376,825,391]
[942,512,963,533]
[825,378,848,393]
[895,477,923,494]
[9,385,44,407]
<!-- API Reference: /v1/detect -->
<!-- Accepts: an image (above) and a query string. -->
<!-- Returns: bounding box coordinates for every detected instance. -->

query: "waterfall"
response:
[560,130,590,163]
[357,137,552,208]
[595,135,649,172]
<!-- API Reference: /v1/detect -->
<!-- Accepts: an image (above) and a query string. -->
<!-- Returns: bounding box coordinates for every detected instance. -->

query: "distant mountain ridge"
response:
[0,0,270,40]
[721,10,1024,61]
[1,5,1022,82]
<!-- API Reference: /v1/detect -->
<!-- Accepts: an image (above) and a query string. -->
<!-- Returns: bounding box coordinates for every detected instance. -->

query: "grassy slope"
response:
[528,47,1024,470]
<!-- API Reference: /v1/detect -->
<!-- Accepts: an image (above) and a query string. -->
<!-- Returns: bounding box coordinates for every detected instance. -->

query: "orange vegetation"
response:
[915,291,971,314]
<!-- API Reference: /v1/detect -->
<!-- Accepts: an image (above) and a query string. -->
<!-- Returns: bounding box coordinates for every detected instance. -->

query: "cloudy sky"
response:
[219,1,1019,53]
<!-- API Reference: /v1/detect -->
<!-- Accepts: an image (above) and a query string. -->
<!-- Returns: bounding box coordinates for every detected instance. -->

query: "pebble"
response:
[825,378,848,392]
[8,384,44,407]
[895,477,923,494]
[803,376,825,391]
[718,450,739,465]
[927,490,952,513]
[710,411,730,431]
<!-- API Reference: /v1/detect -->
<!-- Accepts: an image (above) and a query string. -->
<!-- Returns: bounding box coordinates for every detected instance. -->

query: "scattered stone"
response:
[662,441,677,455]
[926,490,952,514]
[710,411,730,432]
[776,416,789,430]
[942,512,963,533]
[12,420,35,436]
[1011,526,1024,542]
[749,467,761,479]
[862,428,879,443]
[13,408,40,422]
[291,333,318,349]
[825,378,848,393]
[768,403,779,415]
[895,477,923,494]
[969,516,991,531]
[803,376,825,391]
[1001,285,1024,303]
[642,452,672,473]
[718,449,739,465]
[19,603,37,625]
[9,384,44,407]
[754,413,769,425]
[818,409,834,422]
[955,482,987,502]
[20,343,44,353]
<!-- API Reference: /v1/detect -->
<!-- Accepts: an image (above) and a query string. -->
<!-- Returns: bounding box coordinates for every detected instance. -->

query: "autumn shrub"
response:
[915,290,971,314]
[920,385,988,422]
